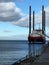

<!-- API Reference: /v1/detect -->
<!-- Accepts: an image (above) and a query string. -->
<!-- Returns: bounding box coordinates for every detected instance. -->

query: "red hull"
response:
[28,35,44,42]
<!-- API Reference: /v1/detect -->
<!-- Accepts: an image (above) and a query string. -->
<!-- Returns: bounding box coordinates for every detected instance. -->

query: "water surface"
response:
[0,40,43,65]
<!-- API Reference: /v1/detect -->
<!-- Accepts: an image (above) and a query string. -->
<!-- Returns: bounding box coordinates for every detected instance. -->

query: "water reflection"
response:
[28,42,44,57]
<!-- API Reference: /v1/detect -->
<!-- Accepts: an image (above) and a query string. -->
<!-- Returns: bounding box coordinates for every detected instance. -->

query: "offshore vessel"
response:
[28,6,45,43]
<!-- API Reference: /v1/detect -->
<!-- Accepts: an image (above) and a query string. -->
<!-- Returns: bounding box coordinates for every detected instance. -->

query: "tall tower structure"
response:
[29,6,31,35]
[42,5,45,34]
[33,11,35,31]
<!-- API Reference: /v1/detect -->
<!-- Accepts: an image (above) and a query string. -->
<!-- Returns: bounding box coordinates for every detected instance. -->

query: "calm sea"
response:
[0,40,44,65]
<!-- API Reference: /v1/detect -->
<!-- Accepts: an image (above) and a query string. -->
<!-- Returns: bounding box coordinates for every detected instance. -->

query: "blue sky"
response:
[0,0,49,40]
[16,0,49,13]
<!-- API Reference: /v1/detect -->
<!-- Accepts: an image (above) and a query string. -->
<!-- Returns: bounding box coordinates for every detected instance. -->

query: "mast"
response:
[29,6,31,35]
[33,11,35,31]
[42,5,45,34]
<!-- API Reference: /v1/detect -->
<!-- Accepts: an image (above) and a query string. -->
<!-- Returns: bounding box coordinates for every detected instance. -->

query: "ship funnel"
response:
[42,5,45,34]
[29,6,31,34]
[33,11,35,31]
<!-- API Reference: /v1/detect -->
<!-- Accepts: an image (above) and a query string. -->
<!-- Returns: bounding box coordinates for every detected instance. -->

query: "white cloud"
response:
[13,16,29,27]
[13,14,42,27]
[13,6,49,28]
[0,1,48,28]
[16,0,23,2]
[0,0,13,2]
[3,30,11,32]
[18,0,22,2]
[0,2,23,21]
[45,7,49,27]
